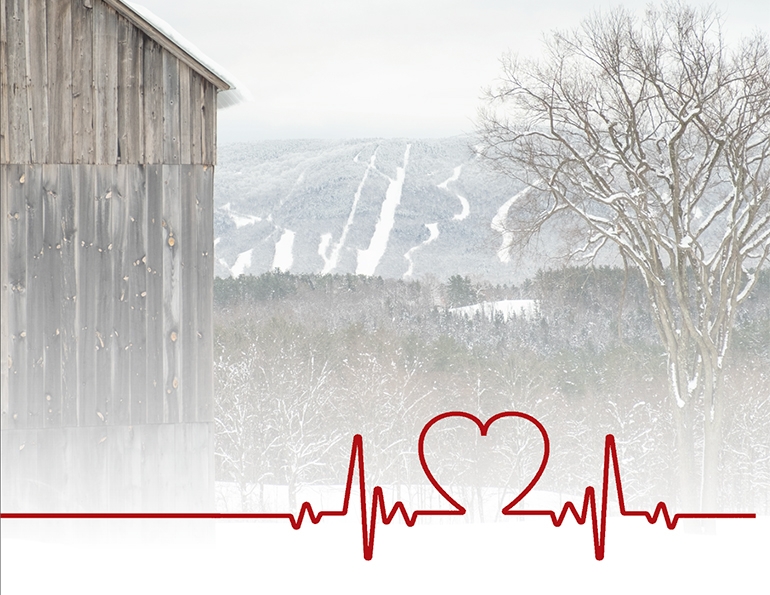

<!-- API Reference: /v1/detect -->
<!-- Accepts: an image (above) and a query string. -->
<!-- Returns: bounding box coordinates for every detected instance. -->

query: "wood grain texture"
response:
[93,1,118,164]
[26,0,48,163]
[42,164,62,428]
[189,72,203,165]
[162,164,181,422]
[47,0,72,163]
[94,165,114,425]
[202,81,216,165]
[162,52,181,164]
[145,164,164,422]
[59,164,78,427]
[127,165,147,424]
[112,166,130,425]
[179,63,192,164]
[5,0,30,163]
[117,15,143,164]
[1,0,9,163]
[72,0,95,164]
[143,39,163,164]
[77,165,97,427]
[196,165,214,421]
[0,166,8,428]
[3,165,27,429]
[180,166,197,422]
[26,166,44,428]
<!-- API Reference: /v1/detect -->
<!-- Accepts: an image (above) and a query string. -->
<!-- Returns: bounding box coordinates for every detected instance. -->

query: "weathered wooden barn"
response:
[1,0,233,511]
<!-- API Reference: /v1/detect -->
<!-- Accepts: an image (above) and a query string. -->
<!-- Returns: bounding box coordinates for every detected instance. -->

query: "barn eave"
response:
[105,0,234,93]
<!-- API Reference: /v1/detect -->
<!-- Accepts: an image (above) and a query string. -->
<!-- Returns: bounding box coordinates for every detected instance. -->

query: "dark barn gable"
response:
[1,0,229,511]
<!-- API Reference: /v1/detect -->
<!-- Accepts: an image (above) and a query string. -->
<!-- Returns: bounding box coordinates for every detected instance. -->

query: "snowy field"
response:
[2,507,766,593]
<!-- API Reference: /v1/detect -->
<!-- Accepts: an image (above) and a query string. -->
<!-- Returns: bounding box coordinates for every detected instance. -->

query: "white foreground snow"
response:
[2,512,765,594]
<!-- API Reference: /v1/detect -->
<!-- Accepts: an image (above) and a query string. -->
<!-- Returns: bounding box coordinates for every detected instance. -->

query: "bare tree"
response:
[477,2,770,510]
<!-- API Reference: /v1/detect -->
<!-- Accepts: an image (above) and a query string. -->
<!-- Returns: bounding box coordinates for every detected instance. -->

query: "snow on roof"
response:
[112,0,249,108]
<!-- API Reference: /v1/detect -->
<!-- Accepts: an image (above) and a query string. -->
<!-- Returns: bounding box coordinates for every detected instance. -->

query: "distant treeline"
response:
[212,267,769,514]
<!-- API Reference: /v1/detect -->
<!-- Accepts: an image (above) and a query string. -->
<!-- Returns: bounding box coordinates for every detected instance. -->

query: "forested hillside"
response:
[213,268,769,514]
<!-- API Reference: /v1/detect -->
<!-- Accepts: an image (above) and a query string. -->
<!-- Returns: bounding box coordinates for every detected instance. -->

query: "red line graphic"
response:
[0,411,755,560]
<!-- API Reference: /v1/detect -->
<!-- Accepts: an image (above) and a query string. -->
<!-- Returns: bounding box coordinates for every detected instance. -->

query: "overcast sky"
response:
[132,0,769,143]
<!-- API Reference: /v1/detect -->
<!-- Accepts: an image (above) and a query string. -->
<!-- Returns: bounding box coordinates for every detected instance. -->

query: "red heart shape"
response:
[417,411,550,515]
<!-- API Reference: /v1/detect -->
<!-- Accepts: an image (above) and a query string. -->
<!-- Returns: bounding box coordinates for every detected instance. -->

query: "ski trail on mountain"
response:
[491,186,534,263]
[319,148,379,275]
[356,144,411,276]
[437,165,470,221]
[403,223,439,279]
[273,229,295,272]
[226,248,254,277]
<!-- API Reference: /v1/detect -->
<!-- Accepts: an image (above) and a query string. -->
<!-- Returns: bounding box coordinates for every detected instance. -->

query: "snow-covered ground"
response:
[2,513,766,593]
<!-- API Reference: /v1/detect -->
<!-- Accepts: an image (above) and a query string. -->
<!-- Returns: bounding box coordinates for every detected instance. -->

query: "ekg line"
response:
[0,411,755,561]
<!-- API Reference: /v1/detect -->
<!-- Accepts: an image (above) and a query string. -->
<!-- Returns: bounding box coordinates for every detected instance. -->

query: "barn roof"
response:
[107,0,245,108]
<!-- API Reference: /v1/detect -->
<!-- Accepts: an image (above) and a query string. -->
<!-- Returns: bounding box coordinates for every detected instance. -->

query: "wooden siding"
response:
[0,0,217,166]
[1,163,214,430]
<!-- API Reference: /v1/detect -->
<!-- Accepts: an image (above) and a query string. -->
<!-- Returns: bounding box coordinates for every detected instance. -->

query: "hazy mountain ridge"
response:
[213,137,560,282]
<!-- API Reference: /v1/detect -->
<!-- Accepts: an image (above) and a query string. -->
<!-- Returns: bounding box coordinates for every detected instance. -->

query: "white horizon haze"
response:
[129,0,769,143]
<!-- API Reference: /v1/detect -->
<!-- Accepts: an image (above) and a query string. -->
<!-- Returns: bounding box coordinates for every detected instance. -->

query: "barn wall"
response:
[0,0,218,166]
[1,163,214,430]
[1,0,221,512]
[1,162,215,511]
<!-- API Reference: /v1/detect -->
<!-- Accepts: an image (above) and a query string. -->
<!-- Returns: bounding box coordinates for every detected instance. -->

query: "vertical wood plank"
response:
[26,165,44,429]
[181,166,197,422]
[47,0,72,163]
[94,165,114,425]
[163,164,181,423]
[25,0,48,163]
[77,165,97,427]
[112,166,131,425]
[42,164,62,428]
[117,15,143,164]
[5,0,30,163]
[179,63,191,164]
[5,165,26,429]
[189,72,203,165]
[93,1,118,164]
[127,166,147,425]
[162,52,181,164]
[1,0,9,163]
[202,81,216,165]
[196,165,214,422]
[59,165,78,427]
[72,0,94,164]
[143,39,163,164]
[0,166,8,428]
[145,164,164,423]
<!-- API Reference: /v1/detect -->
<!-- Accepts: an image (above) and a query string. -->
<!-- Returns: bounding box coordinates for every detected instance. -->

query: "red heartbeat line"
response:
[0,411,755,560]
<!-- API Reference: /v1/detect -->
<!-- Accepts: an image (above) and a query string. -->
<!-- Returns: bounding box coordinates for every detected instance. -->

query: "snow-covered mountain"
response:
[213,137,566,283]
